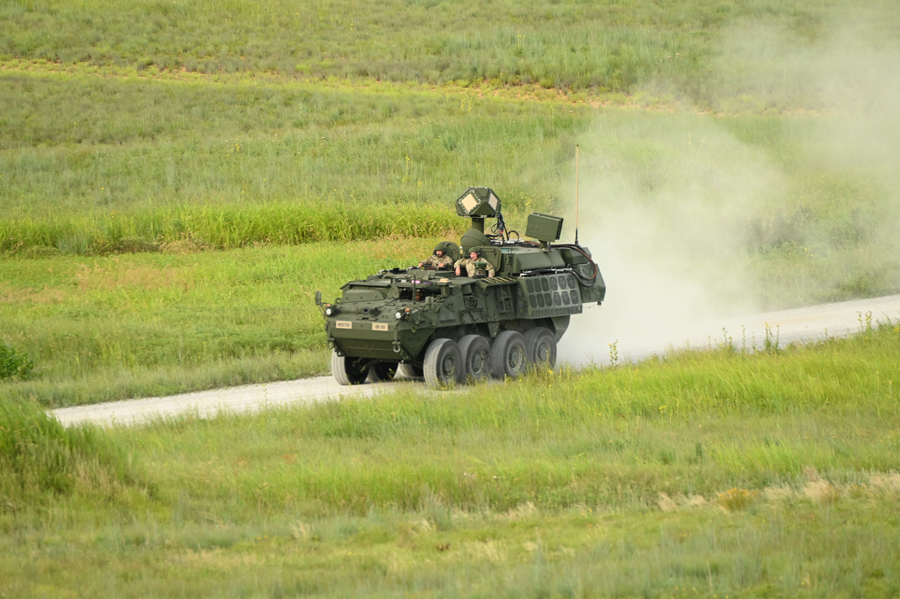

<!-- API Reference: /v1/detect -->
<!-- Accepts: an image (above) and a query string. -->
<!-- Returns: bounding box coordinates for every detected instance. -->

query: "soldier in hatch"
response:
[454,250,495,278]
[418,246,455,270]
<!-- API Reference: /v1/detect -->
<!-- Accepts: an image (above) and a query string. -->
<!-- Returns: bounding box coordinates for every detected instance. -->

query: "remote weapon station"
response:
[315,186,605,389]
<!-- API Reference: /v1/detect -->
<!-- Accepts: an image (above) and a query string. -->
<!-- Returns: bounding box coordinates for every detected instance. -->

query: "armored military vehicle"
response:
[315,187,605,389]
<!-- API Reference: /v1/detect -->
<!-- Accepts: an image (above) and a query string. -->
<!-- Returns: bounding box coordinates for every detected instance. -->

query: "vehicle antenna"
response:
[575,144,580,246]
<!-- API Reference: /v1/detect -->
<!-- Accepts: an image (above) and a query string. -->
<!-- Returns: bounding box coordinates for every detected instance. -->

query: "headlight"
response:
[395,311,403,320]
[325,307,335,316]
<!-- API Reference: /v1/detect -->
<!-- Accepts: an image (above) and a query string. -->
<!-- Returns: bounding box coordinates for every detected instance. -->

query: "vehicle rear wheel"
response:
[524,327,557,369]
[490,330,527,380]
[458,334,491,382]
[331,351,368,386]
[367,360,399,383]
[423,338,463,389]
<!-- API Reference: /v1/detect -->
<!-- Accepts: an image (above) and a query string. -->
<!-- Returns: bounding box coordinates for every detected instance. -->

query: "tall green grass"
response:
[3,0,877,97]
[0,400,144,511]
[2,325,899,597]
[0,340,33,380]
[125,323,899,517]
[1,201,462,254]
[2,500,898,597]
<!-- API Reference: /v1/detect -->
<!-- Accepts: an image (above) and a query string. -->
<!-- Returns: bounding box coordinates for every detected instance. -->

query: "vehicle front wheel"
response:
[490,330,527,380]
[423,338,464,389]
[367,361,399,383]
[331,351,368,386]
[459,334,491,382]
[524,327,557,369]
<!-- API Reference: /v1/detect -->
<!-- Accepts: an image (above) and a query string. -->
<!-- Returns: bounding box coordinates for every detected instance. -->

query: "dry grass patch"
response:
[74,261,196,293]
[0,283,69,305]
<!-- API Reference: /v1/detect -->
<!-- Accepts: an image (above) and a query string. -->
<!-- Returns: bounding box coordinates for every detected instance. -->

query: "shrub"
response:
[717,487,758,511]
[0,342,34,381]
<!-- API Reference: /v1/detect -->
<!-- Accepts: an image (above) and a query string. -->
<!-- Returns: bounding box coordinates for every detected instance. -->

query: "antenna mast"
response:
[574,144,580,246]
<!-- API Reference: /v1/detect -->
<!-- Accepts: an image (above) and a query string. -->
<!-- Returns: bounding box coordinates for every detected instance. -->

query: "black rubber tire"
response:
[423,338,464,389]
[458,334,492,382]
[524,327,557,369]
[397,362,424,379]
[367,361,399,383]
[490,330,527,380]
[331,351,368,386]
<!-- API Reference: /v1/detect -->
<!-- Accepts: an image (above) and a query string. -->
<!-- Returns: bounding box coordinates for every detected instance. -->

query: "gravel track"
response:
[52,294,900,428]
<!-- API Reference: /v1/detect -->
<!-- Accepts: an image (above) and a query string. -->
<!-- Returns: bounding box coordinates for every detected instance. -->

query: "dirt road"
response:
[52,294,900,428]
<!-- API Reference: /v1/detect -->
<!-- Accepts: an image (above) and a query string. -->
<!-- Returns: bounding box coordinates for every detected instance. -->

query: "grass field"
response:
[2,216,898,407]
[2,324,899,597]
[3,1,900,593]
[3,70,900,253]
[3,74,899,405]
[0,238,443,406]
[8,0,894,98]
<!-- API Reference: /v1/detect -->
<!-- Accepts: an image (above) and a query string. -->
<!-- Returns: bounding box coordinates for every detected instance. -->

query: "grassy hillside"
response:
[2,0,900,403]
[2,325,899,597]
[0,70,576,246]
[3,1,900,595]
[5,0,887,98]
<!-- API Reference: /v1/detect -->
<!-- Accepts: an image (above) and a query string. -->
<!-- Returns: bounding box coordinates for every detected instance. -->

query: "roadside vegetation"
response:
[2,324,899,597]
[0,339,33,381]
[0,399,145,511]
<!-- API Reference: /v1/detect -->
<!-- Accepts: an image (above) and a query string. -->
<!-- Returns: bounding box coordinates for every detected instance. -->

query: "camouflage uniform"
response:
[421,253,454,269]
[454,256,496,277]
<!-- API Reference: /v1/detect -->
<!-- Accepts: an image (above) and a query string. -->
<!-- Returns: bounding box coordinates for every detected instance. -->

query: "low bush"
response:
[0,342,33,381]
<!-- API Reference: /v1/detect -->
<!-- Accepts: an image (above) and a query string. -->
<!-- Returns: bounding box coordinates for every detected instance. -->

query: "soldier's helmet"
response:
[432,240,461,262]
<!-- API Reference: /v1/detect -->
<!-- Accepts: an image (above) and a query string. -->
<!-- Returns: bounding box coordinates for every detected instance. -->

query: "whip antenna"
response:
[575,144,580,246]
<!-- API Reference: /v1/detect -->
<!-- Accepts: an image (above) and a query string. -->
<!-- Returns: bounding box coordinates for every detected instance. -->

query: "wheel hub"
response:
[508,347,524,370]
[441,355,457,378]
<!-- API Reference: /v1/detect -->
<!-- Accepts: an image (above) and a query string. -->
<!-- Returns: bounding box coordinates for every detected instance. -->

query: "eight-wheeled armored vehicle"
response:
[315,187,605,388]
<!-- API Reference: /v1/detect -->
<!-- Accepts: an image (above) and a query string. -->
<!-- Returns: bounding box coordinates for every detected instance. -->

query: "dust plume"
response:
[558,9,900,366]
[558,118,784,365]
